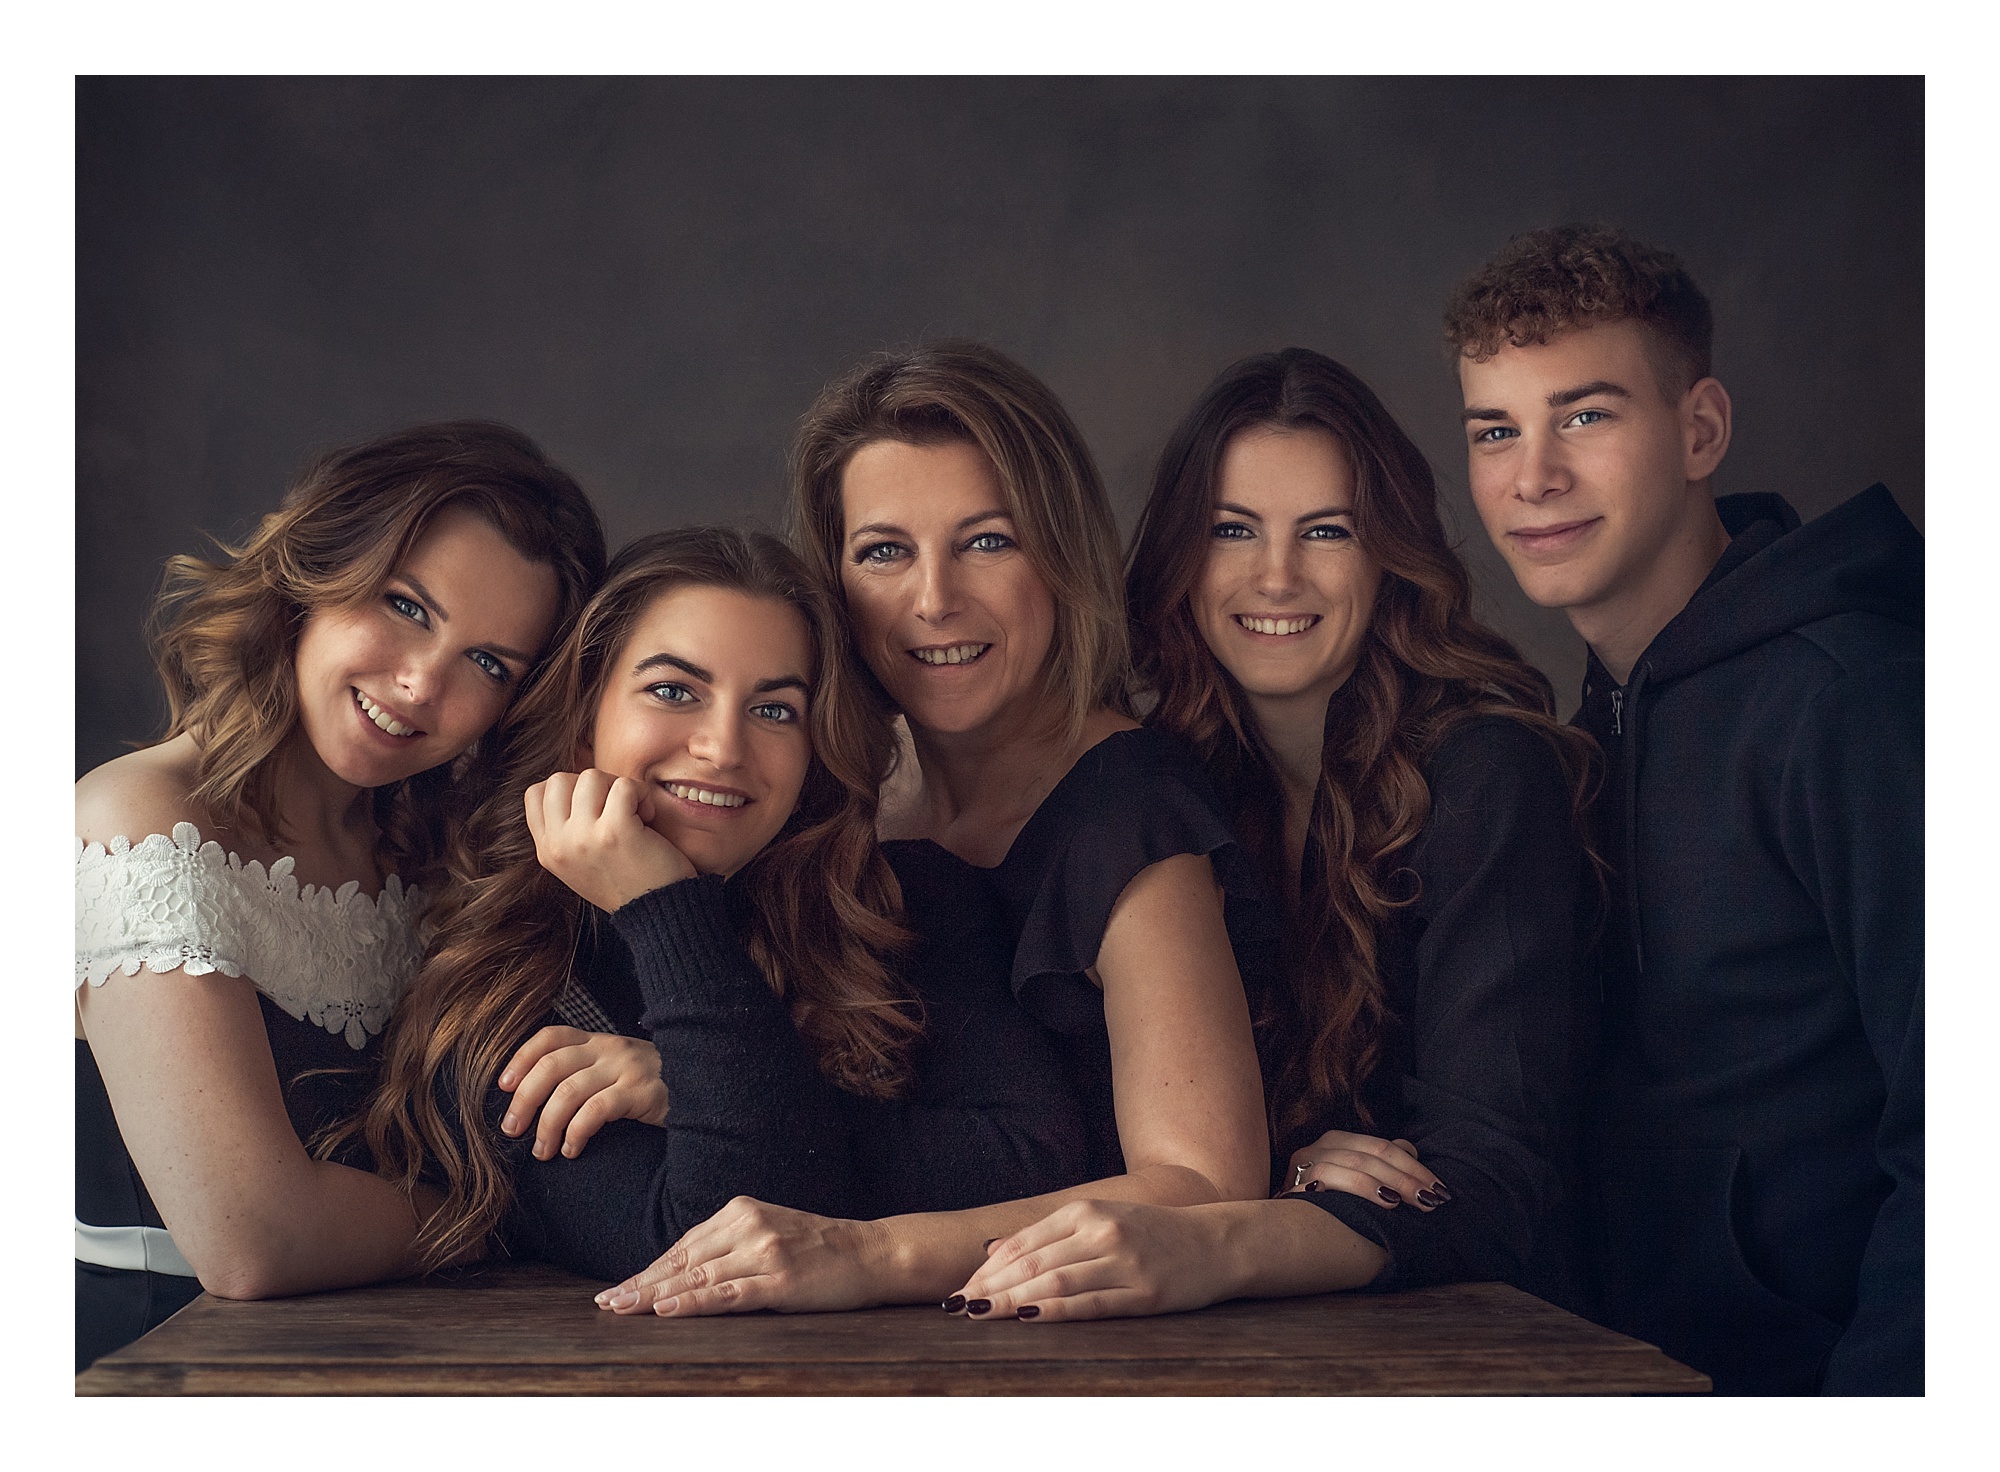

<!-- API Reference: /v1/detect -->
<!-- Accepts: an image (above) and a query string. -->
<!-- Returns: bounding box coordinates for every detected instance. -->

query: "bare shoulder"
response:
[75,734,211,848]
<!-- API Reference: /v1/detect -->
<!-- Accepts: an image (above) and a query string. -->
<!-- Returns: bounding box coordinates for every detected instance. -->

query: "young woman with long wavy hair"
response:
[951,347,1602,1321]
[344,526,1086,1284]
[595,343,1278,1321]
[75,422,605,1370]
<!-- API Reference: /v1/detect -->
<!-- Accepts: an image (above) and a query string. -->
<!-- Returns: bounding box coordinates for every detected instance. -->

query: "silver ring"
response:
[1292,1162,1312,1188]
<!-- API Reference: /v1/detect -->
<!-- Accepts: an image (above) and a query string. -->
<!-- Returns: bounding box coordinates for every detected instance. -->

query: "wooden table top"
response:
[76,1261,1708,1396]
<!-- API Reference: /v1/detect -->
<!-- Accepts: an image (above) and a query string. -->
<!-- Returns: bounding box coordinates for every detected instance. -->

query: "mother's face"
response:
[837,439,1057,739]
[1192,426,1382,710]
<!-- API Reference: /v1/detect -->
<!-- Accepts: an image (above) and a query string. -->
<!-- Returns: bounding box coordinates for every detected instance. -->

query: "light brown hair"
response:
[1126,348,1598,1140]
[147,420,606,886]
[1443,223,1714,399]
[339,527,918,1271]
[788,341,1132,743]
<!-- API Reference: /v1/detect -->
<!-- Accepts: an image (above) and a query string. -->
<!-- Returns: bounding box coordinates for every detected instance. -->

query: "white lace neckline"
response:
[75,821,428,1049]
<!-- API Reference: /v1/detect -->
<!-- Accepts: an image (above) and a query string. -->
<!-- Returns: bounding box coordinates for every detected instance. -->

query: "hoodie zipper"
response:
[1610,689,1624,737]
[1618,668,1645,975]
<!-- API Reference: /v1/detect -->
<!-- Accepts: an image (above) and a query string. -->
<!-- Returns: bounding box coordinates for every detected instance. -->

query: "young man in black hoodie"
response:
[1446,225,1922,1395]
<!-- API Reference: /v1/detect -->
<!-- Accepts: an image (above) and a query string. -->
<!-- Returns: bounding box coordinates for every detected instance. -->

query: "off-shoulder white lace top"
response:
[75,822,428,1050]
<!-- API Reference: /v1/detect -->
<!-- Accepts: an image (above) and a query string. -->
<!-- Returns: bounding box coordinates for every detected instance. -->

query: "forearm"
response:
[180,1158,425,1300]
[866,1161,1226,1301]
[1206,1198,1391,1300]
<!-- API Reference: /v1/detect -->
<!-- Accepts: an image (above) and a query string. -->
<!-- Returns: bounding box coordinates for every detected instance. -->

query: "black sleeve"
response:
[496,875,860,1283]
[1783,661,1923,1396]
[1297,717,1590,1291]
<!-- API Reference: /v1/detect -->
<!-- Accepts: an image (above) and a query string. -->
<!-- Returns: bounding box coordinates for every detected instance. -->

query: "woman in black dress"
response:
[342,527,1088,1283]
[951,347,1601,1320]
[597,343,1281,1319]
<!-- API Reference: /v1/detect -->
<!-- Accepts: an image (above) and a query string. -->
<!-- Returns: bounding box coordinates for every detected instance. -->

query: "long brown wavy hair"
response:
[788,341,1133,745]
[1124,348,1597,1140]
[147,420,606,886]
[338,527,918,1271]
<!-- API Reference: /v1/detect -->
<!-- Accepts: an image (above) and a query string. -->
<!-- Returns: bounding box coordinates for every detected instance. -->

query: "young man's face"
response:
[1458,319,1710,618]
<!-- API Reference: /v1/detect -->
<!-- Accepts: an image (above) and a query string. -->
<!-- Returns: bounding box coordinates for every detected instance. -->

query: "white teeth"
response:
[354,689,417,737]
[1237,616,1318,636]
[666,782,747,809]
[912,644,990,666]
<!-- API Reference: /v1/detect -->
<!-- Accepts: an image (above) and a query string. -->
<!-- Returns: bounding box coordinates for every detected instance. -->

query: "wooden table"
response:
[76,1261,1707,1395]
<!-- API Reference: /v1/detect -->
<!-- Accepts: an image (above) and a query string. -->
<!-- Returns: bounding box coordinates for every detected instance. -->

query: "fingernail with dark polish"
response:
[1377,1186,1403,1205]
[1017,1305,1040,1319]
[965,1299,992,1316]
[1416,1189,1443,1208]
[1304,1180,1325,1192]
[1429,1181,1452,1201]
[941,1295,966,1313]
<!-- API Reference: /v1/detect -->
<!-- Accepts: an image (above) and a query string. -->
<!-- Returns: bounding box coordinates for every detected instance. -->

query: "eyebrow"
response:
[633,652,809,695]
[1214,501,1352,524]
[846,509,1011,544]
[394,576,535,664]
[1461,378,1634,423]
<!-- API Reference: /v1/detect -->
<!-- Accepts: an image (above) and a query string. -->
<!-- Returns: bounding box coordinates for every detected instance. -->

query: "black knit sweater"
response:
[492,843,1090,1283]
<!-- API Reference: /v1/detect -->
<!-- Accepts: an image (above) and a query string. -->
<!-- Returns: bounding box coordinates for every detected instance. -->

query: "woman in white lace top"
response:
[74,422,606,1371]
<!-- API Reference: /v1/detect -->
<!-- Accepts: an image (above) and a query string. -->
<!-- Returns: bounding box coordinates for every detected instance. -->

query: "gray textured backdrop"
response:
[77,76,1923,775]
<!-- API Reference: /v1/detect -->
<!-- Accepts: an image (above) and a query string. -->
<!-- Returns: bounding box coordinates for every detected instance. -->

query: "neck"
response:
[1571,488,1732,684]
[902,694,1134,864]
[1246,685,1334,891]
[265,728,376,854]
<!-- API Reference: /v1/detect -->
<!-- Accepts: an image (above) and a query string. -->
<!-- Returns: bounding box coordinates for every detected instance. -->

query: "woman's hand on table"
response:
[1283,1130,1451,1211]
[498,1026,668,1160]
[525,768,697,912]
[948,1200,1239,1322]
[595,1198,890,1316]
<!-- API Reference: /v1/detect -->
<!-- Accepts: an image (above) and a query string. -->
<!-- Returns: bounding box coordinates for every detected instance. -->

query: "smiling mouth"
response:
[909,643,991,666]
[1510,518,1600,544]
[353,688,422,738]
[1234,615,1320,637]
[663,781,750,809]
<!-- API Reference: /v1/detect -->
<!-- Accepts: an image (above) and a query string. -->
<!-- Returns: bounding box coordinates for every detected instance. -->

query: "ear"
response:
[1681,377,1732,484]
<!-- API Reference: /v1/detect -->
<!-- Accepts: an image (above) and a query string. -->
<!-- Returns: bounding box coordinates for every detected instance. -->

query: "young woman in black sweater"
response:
[341,527,1086,1282]
[951,347,1602,1320]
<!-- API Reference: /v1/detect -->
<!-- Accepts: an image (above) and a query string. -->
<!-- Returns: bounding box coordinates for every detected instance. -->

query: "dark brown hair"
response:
[338,526,917,1270]
[788,341,1132,742]
[1125,348,1597,1139]
[148,420,606,886]
[1444,223,1714,398]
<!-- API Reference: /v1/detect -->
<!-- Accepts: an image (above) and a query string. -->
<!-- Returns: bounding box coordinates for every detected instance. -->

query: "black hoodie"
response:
[1574,484,1922,1396]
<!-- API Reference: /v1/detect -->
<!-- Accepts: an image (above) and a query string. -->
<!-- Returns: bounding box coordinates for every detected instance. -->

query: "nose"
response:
[911,547,962,626]
[395,646,452,707]
[1252,535,1304,600]
[1512,427,1573,505]
[686,705,746,773]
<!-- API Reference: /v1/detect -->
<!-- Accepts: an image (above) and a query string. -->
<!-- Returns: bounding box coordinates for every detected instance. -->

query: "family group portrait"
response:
[72,74,1924,1405]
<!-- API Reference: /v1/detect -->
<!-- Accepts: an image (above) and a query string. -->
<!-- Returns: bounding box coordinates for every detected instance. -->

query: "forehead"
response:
[1215,426,1353,508]
[619,584,809,675]
[397,505,559,646]
[840,438,1006,528]
[1456,319,1662,404]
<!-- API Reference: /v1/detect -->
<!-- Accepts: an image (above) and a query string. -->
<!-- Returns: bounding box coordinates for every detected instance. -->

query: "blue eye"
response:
[1569,409,1610,428]
[469,650,511,683]
[964,532,1014,553]
[856,541,907,565]
[647,682,697,704]
[387,592,428,624]
[1471,425,1516,444]
[1302,524,1352,541]
[1210,522,1254,540]
[751,701,799,724]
